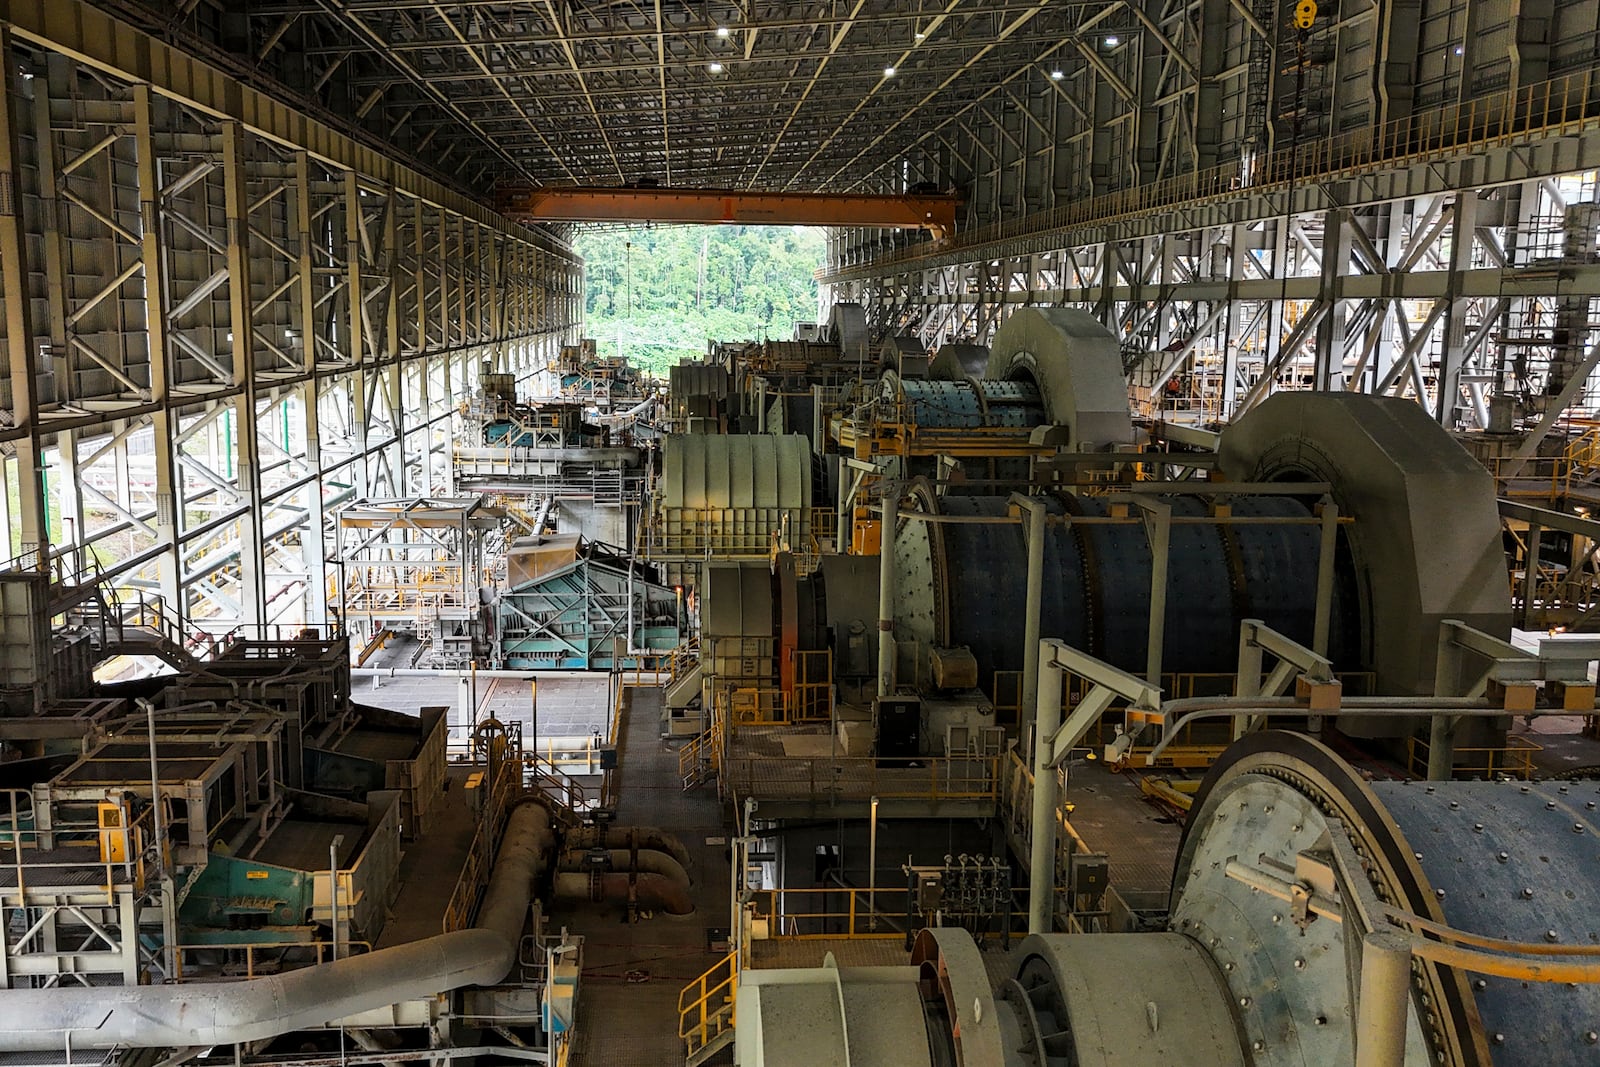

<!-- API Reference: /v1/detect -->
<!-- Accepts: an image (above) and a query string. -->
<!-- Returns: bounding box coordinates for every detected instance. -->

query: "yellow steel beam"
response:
[497,186,959,237]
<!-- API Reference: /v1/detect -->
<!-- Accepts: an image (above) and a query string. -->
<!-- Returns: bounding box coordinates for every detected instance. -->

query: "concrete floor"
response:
[1516,714,1600,776]
[563,685,732,1067]
[355,671,614,751]
[1060,764,1185,905]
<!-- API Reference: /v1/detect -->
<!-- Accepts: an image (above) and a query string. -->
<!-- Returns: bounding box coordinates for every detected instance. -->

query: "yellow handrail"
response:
[678,949,739,1056]
[678,708,724,788]
[744,885,1031,941]
[1564,424,1600,472]
[174,938,374,981]
[1406,734,1542,780]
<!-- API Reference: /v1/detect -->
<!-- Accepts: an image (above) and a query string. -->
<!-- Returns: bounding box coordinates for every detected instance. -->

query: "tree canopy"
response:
[574,224,825,375]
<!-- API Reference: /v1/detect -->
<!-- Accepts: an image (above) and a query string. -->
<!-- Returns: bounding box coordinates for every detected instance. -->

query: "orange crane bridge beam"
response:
[497,186,958,239]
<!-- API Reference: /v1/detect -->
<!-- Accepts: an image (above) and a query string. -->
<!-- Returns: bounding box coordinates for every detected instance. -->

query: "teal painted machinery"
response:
[179,854,316,945]
[496,538,682,670]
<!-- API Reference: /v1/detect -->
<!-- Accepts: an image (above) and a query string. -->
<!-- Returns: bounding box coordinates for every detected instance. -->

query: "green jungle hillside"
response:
[575,224,825,375]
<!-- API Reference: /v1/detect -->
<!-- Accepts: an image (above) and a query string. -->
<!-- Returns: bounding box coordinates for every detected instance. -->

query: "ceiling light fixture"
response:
[1104,35,1119,46]
[884,65,896,77]
[716,25,729,37]
[708,61,724,73]
[915,30,926,39]
[1050,69,1064,80]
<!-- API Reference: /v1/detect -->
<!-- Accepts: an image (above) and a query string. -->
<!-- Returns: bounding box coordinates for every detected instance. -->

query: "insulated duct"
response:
[0,802,554,1052]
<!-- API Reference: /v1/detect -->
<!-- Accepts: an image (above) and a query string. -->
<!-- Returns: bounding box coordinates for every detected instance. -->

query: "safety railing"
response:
[599,674,628,810]
[786,508,837,573]
[1132,386,1226,426]
[525,751,594,819]
[679,709,724,790]
[748,886,909,940]
[747,885,1030,941]
[173,938,373,981]
[990,670,1023,724]
[1491,455,1577,504]
[620,657,674,685]
[1565,424,1600,475]
[822,67,1600,281]
[652,506,811,558]
[1406,734,1543,781]
[511,733,612,775]
[93,579,242,665]
[442,739,522,933]
[791,649,833,722]
[1000,751,1113,928]
[0,789,155,904]
[729,686,788,725]
[719,749,1001,805]
[664,639,701,684]
[678,949,739,1061]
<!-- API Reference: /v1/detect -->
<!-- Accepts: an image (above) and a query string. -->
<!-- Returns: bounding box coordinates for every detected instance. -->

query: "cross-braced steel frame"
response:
[819,0,1600,434]
[0,2,581,641]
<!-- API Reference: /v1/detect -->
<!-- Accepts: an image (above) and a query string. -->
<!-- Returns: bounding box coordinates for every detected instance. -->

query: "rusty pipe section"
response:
[561,824,693,873]
[552,870,696,916]
[556,847,692,889]
[0,802,554,1052]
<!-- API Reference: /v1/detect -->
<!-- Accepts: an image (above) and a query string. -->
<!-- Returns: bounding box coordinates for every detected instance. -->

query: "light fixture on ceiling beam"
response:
[716,25,729,37]
[1050,69,1064,80]
[1103,35,1120,46]
[884,66,896,77]
[708,61,724,73]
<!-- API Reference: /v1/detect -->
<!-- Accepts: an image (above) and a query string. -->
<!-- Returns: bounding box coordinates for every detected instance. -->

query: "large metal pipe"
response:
[561,824,692,872]
[1028,640,1063,936]
[0,802,554,1052]
[474,802,555,945]
[877,485,901,698]
[552,871,695,915]
[1012,495,1046,725]
[556,847,692,889]
[1356,932,1412,1067]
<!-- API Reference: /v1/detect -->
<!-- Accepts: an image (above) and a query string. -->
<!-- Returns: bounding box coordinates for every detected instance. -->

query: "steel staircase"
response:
[679,950,738,1066]
[525,752,593,830]
[678,714,722,792]
[52,556,228,674]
